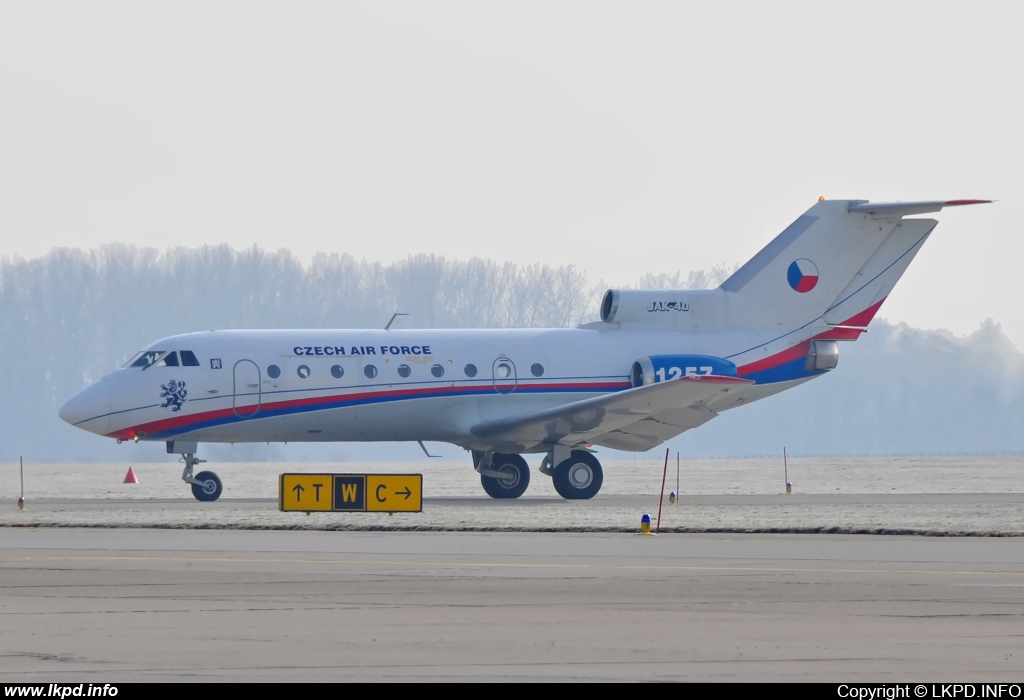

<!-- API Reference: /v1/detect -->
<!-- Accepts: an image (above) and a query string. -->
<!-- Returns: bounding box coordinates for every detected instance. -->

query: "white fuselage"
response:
[59,325,814,454]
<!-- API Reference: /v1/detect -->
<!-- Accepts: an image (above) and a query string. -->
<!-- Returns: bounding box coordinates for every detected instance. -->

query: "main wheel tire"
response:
[480,454,530,499]
[191,471,223,502]
[552,451,603,500]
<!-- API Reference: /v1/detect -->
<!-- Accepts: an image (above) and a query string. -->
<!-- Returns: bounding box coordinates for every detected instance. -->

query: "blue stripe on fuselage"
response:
[741,357,825,385]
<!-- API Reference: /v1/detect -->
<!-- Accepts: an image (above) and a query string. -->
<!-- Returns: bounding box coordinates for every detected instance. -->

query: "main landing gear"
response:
[473,448,604,500]
[544,450,604,500]
[169,441,223,502]
[475,451,530,499]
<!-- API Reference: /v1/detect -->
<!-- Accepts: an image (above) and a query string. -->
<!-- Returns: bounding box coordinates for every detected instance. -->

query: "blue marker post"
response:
[675,452,680,504]
[640,513,652,535]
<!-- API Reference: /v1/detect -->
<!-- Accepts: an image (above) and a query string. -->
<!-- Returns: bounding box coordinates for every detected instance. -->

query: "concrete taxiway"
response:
[1,528,1022,682]
[5,492,1024,534]
[2,457,1021,680]
[5,457,1023,533]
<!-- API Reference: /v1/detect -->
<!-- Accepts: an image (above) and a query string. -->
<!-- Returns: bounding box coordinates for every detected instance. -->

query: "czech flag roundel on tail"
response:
[787,259,819,293]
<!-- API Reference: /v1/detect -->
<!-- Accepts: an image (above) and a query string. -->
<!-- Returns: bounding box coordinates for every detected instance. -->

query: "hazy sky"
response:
[2,2,1021,347]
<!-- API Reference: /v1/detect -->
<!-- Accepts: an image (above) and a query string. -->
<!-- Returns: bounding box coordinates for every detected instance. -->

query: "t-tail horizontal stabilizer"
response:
[846,199,992,218]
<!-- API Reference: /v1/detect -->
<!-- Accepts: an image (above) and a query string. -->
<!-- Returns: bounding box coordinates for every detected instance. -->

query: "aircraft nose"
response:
[59,381,112,435]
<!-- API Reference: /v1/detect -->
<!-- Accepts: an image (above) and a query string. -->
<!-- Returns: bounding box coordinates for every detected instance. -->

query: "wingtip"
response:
[944,199,993,207]
[680,375,754,385]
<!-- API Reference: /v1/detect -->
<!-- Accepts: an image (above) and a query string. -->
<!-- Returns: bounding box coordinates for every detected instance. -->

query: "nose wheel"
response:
[180,452,223,502]
[190,471,223,502]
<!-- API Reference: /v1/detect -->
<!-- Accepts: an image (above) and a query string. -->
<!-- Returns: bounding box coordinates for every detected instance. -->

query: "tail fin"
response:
[595,199,989,334]
[719,199,990,332]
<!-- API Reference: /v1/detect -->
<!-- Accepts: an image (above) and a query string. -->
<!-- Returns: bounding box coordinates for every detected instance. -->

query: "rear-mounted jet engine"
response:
[630,355,738,387]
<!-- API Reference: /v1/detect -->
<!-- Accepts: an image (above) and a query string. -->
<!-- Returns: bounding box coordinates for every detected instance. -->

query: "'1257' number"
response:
[654,366,713,382]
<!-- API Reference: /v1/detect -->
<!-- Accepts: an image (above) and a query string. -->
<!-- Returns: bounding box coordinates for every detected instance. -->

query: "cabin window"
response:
[127,351,165,369]
[464,363,478,378]
[331,365,344,379]
[397,364,411,378]
[159,352,180,367]
[531,363,544,377]
[297,365,311,379]
[181,350,200,367]
[364,365,378,379]
[496,362,512,378]
[267,365,281,379]
[431,364,445,378]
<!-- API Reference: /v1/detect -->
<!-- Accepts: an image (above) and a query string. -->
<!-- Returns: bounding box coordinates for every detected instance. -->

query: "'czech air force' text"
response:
[293,345,432,357]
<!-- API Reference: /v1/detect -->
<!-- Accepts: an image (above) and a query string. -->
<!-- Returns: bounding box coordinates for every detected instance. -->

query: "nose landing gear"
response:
[170,441,223,502]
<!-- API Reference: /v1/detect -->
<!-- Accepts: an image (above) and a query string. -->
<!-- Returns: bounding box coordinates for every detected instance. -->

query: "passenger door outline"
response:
[232,360,262,417]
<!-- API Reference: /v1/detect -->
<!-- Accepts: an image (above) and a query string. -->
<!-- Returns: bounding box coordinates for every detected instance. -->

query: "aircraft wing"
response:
[470,375,753,453]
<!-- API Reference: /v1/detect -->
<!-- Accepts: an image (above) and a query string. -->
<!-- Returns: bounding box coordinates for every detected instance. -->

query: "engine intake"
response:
[601,289,696,323]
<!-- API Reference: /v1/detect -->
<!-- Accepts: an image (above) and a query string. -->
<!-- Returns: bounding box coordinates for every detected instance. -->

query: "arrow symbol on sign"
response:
[292,484,305,501]
[398,487,412,500]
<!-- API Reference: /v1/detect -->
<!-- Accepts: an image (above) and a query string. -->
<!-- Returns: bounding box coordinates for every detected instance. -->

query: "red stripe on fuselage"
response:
[812,327,863,341]
[839,298,886,328]
[737,341,810,377]
[813,298,887,340]
[105,380,631,440]
[736,298,889,375]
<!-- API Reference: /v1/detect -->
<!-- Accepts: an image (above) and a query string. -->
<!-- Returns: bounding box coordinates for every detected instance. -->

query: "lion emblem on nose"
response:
[160,380,187,411]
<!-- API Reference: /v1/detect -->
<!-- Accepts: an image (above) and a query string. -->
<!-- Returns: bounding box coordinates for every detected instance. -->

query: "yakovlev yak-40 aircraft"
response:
[60,198,989,501]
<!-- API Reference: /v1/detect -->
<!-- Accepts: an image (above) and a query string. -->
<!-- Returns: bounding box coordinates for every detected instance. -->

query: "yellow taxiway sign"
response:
[367,474,422,512]
[278,474,334,511]
[279,473,422,513]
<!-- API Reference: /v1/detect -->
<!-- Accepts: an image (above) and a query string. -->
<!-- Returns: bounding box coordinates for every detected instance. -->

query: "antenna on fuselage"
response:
[418,441,441,458]
[384,312,409,331]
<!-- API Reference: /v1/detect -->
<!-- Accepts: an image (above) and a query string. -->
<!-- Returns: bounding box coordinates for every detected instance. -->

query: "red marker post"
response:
[656,448,669,533]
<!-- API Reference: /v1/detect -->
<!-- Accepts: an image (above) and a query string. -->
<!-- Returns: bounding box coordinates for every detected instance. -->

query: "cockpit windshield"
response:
[158,351,180,367]
[124,350,166,369]
[123,349,202,369]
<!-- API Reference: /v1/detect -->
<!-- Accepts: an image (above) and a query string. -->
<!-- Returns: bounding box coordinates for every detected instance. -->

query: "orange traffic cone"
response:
[124,467,139,484]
